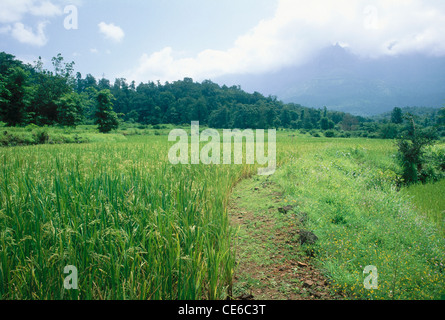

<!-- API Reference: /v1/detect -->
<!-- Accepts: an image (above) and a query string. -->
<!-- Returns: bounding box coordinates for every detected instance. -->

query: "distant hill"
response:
[215,45,445,116]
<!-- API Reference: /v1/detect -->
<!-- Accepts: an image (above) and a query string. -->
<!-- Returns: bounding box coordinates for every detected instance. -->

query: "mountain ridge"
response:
[214,45,445,116]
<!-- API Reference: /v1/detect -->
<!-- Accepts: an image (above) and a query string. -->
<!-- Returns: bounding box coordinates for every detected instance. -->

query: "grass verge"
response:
[275,142,445,300]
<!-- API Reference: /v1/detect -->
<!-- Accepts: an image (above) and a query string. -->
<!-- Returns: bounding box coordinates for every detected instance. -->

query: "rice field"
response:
[0,130,444,300]
[402,179,445,236]
[0,135,255,300]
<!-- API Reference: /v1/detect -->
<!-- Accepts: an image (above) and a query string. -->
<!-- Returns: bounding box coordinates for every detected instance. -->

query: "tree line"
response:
[1,52,444,137]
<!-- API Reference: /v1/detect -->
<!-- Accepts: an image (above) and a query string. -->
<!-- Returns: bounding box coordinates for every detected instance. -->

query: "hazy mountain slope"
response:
[215,45,445,115]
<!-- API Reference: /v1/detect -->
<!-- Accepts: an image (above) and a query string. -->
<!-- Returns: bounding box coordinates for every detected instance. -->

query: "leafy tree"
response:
[95,90,119,133]
[437,107,445,127]
[379,123,399,139]
[56,92,85,127]
[320,117,331,131]
[323,106,328,118]
[391,107,403,124]
[0,67,32,126]
[302,112,314,130]
[396,115,437,184]
[30,55,76,125]
[208,106,229,128]
[265,106,277,128]
[125,110,139,123]
[280,108,291,128]
[98,77,111,90]
[190,97,208,124]
[163,106,180,125]
[341,114,359,131]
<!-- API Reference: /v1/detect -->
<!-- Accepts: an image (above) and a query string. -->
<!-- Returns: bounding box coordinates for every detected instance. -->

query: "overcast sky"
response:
[1,0,445,85]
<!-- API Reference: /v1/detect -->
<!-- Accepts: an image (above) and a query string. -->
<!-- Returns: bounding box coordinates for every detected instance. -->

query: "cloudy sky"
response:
[1,0,445,85]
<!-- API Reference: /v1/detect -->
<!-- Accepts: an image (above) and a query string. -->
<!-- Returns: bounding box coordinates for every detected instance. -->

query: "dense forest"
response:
[1,51,444,138]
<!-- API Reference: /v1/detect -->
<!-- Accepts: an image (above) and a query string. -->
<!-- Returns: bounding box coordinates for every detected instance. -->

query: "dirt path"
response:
[229,175,342,300]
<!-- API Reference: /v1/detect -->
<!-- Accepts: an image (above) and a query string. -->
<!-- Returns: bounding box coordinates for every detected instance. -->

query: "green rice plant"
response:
[402,179,445,236]
[0,135,257,300]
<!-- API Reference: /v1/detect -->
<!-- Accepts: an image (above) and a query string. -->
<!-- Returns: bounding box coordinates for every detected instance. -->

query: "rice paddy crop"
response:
[1,131,444,300]
[0,135,255,300]
[402,179,445,236]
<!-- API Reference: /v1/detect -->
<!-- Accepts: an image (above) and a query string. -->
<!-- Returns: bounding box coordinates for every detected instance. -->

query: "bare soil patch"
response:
[229,176,343,300]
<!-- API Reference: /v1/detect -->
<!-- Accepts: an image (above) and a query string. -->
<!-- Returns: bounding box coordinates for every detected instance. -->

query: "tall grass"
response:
[402,179,445,236]
[274,138,445,300]
[0,136,255,300]
[2,130,443,300]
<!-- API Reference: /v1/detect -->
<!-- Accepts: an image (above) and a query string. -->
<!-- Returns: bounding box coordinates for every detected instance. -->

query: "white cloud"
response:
[29,1,62,17]
[0,0,62,23]
[11,21,49,46]
[98,22,125,43]
[127,0,445,83]
[0,0,33,24]
[0,0,64,46]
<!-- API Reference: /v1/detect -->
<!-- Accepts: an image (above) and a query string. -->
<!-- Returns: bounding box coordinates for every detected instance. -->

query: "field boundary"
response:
[228,174,343,300]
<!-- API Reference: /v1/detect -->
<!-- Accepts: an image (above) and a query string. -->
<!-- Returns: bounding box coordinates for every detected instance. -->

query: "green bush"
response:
[324,130,336,138]
[396,117,438,185]
[0,131,34,146]
[32,127,49,144]
[25,123,39,132]
[310,130,321,137]
[418,145,445,183]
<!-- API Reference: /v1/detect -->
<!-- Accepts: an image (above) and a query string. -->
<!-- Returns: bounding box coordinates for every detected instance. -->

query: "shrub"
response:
[396,116,438,184]
[418,145,445,183]
[0,131,34,146]
[324,130,335,138]
[32,127,49,144]
[95,90,119,133]
[310,130,320,137]
[25,124,39,132]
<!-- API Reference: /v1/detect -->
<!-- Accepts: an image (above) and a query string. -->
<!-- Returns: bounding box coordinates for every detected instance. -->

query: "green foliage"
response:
[320,116,335,131]
[56,92,85,127]
[438,107,445,127]
[418,145,445,183]
[275,139,445,300]
[30,55,76,126]
[391,107,403,124]
[32,127,49,144]
[0,51,442,140]
[324,130,336,138]
[309,130,321,137]
[95,90,119,133]
[402,179,445,235]
[379,123,400,139]
[0,67,32,126]
[0,135,255,299]
[396,115,439,184]
[0,130,34,146]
